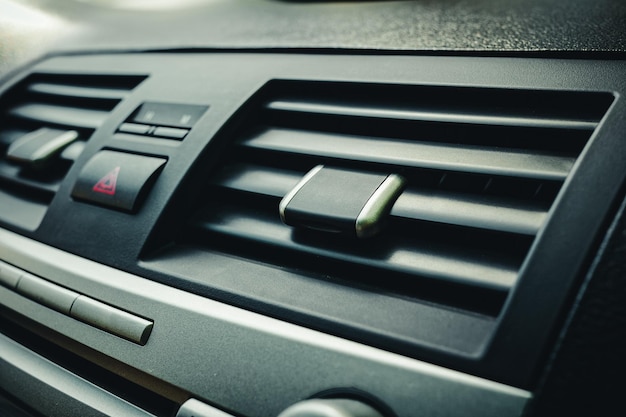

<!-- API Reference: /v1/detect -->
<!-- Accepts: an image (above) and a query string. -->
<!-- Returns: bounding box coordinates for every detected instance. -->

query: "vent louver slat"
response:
[188,80,610,315]
[244,128,575,180]
[26,82,134,100]
[196,205,520,291]
[0,73,146,230]
[9,103,111,130]
[267,99,598,130]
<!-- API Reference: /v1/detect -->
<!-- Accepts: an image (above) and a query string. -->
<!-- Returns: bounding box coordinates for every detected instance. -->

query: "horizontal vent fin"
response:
[0,161,59,201]
[9,103,110,130]
[192,201,523,292]
[267,99,598,131]
[267,81,610,124]
[184,80,611,314]
[27,82,133,101]
[242,127,575,180]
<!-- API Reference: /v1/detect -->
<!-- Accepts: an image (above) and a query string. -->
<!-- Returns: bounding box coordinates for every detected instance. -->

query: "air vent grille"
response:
[187,80,611,314]
[0,73,146,230]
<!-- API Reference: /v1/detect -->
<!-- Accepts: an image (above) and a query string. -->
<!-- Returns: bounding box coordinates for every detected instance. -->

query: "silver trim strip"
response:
[71,295,153,345]
[356,174,406,238]
[16,273,79,315]
[2,259,153,345]
[0,227,531,417]
[0,260,22,289]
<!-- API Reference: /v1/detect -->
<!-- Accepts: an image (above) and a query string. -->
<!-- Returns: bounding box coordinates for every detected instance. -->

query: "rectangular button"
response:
[132,102,208,128]
[70,295,153,345]
[0,261,23,289]
[16,274,79,314]
[118,123,151,135]
[71,150,166,213]
[153,127,188,140]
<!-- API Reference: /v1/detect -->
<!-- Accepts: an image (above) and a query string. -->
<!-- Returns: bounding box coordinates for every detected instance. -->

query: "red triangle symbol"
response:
[92,166,120,195]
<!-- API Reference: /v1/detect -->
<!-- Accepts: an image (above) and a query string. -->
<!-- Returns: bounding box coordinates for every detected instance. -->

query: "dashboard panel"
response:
[0,2,625,417]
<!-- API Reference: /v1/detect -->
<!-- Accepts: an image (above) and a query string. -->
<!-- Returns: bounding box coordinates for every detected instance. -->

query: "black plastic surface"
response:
[530,194,626,416]
[23,0,626,54]
[0,391,42,417]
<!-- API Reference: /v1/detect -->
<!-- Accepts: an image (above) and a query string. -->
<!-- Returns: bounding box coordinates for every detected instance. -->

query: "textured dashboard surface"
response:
[531,195,626,416]
[12,0,626,55]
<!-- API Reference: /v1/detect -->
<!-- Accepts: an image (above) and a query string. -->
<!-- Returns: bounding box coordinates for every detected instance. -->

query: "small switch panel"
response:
[132,102,208,128]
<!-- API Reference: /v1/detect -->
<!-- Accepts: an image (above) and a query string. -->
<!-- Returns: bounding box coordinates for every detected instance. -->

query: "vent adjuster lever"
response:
[6,127,79,169]
[279,165,405,238]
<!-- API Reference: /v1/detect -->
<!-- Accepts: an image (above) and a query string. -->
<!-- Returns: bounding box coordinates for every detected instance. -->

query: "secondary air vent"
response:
[187,80,612,315]
[0,73,146,230]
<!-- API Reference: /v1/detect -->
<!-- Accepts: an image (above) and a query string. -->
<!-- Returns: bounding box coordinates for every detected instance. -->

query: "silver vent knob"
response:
[277,399,384,417]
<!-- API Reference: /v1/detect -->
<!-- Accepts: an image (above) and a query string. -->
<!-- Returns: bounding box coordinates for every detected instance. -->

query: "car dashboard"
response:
[0,1,625,417]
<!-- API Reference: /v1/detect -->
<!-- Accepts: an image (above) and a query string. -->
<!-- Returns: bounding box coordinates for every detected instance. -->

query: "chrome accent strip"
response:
[70,295,153,345]
[279,164,324,224]
[356,174,406,238]
[16,273,79,315]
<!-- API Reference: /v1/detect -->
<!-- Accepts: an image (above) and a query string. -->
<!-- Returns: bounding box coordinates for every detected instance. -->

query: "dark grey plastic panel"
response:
[0,228,530,417]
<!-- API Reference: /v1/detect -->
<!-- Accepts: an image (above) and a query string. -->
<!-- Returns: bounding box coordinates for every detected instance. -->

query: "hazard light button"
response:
[71,150,166,213]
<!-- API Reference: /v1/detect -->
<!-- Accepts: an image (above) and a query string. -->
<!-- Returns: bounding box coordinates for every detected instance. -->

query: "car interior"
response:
[0,1,625,416]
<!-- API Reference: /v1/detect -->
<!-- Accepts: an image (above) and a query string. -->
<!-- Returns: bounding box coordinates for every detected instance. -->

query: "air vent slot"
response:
[0,73,146,230]
[185,80,612,315]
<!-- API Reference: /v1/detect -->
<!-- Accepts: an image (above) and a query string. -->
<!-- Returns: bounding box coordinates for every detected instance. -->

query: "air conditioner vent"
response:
[0,73,146,230]
[186,80,611,314]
